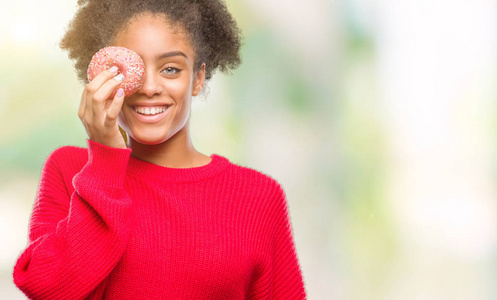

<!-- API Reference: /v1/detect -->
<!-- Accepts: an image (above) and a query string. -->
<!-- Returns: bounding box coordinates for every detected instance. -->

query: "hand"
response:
[78,66,127,149]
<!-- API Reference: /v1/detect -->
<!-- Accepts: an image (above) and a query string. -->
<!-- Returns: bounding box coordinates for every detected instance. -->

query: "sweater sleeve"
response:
[13,139,133,300]
[269,184,307,299]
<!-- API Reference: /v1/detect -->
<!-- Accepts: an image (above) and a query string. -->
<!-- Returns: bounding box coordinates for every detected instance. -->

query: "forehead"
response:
[113,13,194,61]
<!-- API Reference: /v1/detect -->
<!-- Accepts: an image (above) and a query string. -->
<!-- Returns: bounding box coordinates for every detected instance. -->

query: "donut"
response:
[87,46,145,97]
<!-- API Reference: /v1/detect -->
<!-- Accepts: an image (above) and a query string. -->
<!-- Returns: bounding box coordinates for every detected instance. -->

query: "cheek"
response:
[163,76,192,100]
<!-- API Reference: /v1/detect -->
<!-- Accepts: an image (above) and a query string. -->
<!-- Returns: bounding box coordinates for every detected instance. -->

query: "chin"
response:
[129,133,169,145]
[126,126,178,146]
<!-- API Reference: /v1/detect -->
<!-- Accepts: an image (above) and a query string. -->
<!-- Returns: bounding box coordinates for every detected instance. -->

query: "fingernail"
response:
[109,66,118,73]
[117,88,124,97]
[114,73,124,82]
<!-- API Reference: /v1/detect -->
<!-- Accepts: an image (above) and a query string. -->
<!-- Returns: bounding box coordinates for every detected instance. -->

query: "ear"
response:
[192,63,206,96]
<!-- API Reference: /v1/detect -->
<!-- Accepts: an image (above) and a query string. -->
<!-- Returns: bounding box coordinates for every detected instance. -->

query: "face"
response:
[113,13,205,145]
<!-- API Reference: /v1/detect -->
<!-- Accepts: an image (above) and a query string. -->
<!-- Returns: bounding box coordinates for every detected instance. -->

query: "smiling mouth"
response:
[132,105,170,116]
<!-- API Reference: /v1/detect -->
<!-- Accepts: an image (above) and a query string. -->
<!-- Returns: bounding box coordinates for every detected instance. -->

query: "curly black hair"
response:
[60,0,243,84]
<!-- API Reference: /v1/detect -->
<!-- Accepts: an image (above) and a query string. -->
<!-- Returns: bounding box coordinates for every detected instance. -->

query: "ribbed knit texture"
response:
[13,139,307,300]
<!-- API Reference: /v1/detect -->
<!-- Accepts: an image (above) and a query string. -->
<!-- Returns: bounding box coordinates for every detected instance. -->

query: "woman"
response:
[13,0,306,299]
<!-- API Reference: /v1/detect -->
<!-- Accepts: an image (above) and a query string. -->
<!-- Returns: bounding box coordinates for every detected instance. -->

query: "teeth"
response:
[134,106,168,115]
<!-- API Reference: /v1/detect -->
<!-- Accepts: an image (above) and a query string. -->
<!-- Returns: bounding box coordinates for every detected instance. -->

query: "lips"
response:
[133,105,169,115]
[129,104,173,123]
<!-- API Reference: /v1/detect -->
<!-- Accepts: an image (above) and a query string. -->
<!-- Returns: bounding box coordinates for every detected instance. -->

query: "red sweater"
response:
[13,140,306,299]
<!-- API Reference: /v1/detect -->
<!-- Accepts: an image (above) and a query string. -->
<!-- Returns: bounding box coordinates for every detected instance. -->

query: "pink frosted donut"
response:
[87,46,145,97]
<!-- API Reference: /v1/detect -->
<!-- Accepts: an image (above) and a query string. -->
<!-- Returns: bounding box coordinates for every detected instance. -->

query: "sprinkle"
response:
[87,46,145,97]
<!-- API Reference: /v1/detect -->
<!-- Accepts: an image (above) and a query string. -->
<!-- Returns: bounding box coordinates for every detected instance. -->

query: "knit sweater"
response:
[13,139,307,300]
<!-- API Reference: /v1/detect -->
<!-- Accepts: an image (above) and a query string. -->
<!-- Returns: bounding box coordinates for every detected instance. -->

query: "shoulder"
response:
[35,144,89,196]
[223,159,291,228]
[224,157,286,198]
[49,144,87,157]
[42,144,88,175]
[47,144,87,163]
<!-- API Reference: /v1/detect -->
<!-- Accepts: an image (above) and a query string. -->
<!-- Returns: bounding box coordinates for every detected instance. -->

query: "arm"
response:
[270,184,307,299]
[13,139,132,300]
[248,182,307,300]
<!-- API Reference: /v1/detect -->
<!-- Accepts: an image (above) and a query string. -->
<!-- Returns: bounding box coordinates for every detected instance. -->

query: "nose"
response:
[137,68,162,97]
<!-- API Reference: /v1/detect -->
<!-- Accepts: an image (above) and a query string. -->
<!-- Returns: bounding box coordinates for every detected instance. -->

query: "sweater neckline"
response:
[126,153,230,183]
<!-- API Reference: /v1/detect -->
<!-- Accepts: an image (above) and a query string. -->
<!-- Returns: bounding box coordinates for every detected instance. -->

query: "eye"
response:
[161,66,181,75]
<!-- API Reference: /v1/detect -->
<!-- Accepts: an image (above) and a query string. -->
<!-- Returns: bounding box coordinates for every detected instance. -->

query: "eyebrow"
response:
[157,51,188,60]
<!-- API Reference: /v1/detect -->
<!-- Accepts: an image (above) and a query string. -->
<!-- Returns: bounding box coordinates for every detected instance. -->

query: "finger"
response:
[105,88,125,127]
[86,66,120,92]
[92,73,124,119]
[84,83,94,126]
[78,89,86,120]
[86,67,119,120]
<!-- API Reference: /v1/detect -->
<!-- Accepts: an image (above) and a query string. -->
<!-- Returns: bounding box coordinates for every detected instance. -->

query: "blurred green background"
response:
[2,0,497,299]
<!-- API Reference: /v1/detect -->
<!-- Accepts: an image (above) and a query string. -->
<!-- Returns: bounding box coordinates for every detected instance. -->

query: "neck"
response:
[127,123,210,168]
